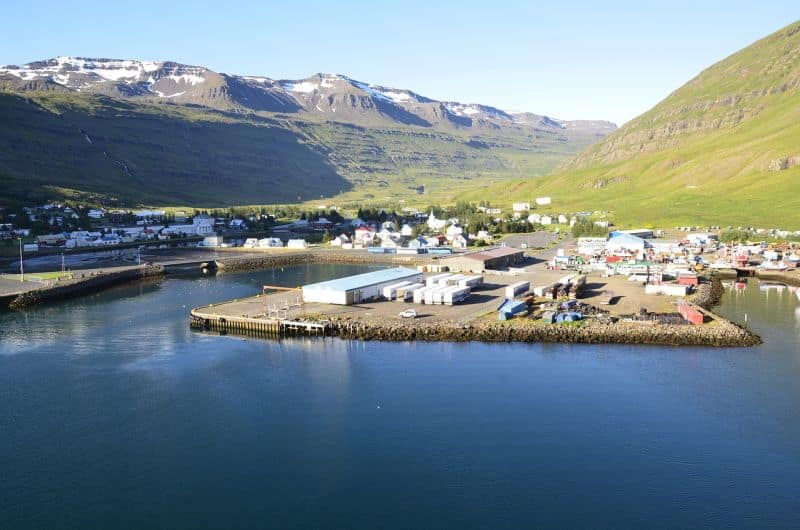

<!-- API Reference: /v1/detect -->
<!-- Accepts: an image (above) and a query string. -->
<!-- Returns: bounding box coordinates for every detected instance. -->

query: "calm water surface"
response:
[2,266,800,528]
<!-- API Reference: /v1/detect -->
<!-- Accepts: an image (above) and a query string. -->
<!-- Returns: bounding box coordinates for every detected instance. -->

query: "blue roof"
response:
[303,267,420,293]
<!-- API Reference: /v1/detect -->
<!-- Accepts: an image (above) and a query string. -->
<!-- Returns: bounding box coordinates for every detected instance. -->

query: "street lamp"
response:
[18,237,24,282]
[61,252,65,273]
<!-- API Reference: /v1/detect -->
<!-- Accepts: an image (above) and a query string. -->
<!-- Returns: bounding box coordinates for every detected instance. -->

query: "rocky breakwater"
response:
[215,250,432,272]
[692,274,725,310]
[323,314,761,348]
[9,265,164,310]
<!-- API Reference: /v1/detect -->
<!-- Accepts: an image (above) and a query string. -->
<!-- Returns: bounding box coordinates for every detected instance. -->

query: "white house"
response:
[400,224,414,237]
[287,239,309,249]
[558,214,569,224]
[512,202,531,213]
[540,215,553,225]
[193,215,215,235]
[87,209,105,219]
[451,234,468,250]
[330,234,351,247]
[258,238,283,248]
[528,213,542,224]
[354,226,376,246]
[535,197,552,206]
[445,224,463,239]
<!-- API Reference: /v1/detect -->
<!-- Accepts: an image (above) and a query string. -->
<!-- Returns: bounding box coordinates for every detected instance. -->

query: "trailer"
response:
[413,286,432,304]
[441,274,466,286]
[382,281,413,300]
[457,275,484,288]
[426,273,452,287]
[442,286,471,305]
[396,283,425,301]
[505,281,530,299]
[426,285,451,305]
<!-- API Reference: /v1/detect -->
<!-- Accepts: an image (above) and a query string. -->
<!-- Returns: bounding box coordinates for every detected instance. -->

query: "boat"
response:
[708,260,735,269]
[759,261,789,272]
[759,282,787,291]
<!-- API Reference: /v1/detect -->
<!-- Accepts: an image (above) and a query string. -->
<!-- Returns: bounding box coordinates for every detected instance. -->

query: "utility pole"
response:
[61,253,65,273]
[18,238,24,282]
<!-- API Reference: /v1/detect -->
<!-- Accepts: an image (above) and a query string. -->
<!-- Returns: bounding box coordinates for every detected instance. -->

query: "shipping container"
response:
[397,283,425,301]
[442,286,471,305]
[426,273,452,286]
[458,275,484,288]
[428,285,452,305]
[382,281,412,300]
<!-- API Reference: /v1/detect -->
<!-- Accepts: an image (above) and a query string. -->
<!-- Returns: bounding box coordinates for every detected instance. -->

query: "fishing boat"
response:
[759,282,787,291]
[759,260,789,272]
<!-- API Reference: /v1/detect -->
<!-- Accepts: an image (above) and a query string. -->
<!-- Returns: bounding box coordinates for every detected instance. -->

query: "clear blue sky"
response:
[2,1,797,124]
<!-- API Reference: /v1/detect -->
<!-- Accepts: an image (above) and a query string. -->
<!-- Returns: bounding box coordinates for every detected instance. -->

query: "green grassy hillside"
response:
[463,20,800,229]
[0,76,612,208]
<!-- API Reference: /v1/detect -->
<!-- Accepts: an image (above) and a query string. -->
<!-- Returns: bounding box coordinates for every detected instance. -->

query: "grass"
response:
[0,89,604,210]
[459,20,800,230]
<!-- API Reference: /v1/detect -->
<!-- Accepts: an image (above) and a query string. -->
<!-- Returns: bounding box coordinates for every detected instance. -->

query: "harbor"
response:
[189,262,762,348]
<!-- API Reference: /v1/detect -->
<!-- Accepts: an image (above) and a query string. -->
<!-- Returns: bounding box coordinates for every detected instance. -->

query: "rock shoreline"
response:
[8,265,164,309]
[319,316,761,348]
[215,250,432,272]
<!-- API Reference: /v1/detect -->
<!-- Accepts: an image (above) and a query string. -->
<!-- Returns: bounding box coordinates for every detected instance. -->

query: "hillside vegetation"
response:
[464,20,800,229]
[0,59,615,207]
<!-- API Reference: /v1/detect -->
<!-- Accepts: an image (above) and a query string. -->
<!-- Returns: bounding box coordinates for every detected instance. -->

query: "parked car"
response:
[398,309,418,319]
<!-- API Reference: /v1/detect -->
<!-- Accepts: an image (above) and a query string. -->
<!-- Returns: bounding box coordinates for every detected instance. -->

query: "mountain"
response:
[462,20,800,229]
[0,57,615,207]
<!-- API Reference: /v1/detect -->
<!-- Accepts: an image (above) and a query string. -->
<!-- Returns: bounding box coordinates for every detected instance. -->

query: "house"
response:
[258,238,283,248]
[540,215,553,225]
[311,217,334,230]
[228,219,247,230]
[243,238,259,248]
[287,239,309,249]
[528,213,542,224]
[557,214,568,224]
[535,197,552,206]
[201,236,223,247]
[192,215,215,235]
[451,234,469,250]
[512,203,531,213]
[408,236,428,249]
[445,224,463,239]
[400,224,414,237]
[354,226,376,245]
[330,234,351,247]
[87,209,105,219]
[619,228,654,239]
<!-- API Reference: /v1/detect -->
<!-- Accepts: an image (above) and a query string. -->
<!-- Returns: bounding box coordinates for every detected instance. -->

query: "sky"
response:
[2,1,798,124]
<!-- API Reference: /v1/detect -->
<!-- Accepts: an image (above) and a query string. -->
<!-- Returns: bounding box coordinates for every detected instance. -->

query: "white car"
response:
[398,309,418,319]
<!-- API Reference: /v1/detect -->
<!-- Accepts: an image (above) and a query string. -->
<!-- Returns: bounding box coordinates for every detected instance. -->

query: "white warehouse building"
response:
[302,267,424,305]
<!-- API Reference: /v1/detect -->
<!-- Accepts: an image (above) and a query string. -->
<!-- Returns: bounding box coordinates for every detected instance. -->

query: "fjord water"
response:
[1,267,799,529]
